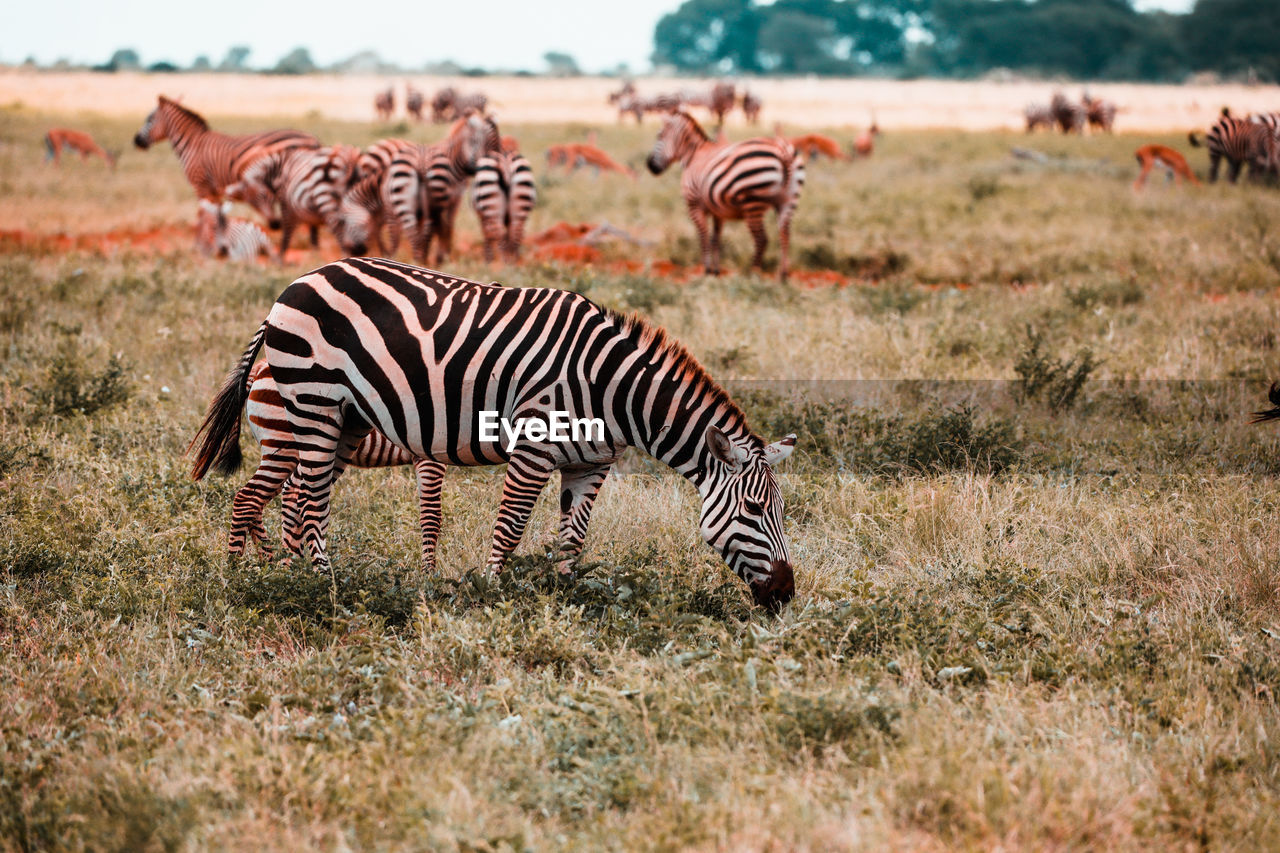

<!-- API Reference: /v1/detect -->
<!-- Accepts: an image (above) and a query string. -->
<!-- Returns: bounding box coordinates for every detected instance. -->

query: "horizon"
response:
[6,0,1199,74]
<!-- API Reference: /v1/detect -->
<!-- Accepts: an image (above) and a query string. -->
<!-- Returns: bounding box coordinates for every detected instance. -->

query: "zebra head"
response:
[133,103,162,149]
[646,111,707,175]
[701,426,797,612]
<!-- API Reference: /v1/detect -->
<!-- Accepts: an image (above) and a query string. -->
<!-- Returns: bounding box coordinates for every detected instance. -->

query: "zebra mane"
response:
[159,96,209,131]
[671,110,710,142]
[604,308,756,445]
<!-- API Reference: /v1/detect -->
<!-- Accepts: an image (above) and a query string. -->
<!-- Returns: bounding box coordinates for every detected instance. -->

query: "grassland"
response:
[2,103,1280,850]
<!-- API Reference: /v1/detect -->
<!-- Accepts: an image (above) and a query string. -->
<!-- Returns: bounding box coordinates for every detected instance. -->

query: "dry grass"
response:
[2,104,1280,851]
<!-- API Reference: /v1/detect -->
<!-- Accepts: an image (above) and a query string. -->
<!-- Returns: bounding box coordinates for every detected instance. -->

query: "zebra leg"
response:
[710,217,723,276]
[777,203,795,284]
[1228,159,1242,184]
[292,422,369,572]
[277,213,296,263]
[480,214,503,263]
[228,450,296,559]
[486,451,556,571]
[687,203,715,276]
[414,459,446,572]
[745,212,769,274]
[555,462,613,569]
[1209,154,1221,183]
[507,215,527,263]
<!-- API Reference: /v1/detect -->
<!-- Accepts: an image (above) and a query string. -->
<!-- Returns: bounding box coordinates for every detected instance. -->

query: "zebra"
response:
[339,116,488,263]
[336,138,418,257]
[241,360,448,570]
[1024,103,1055,132]
[431,87,488,123]
[1082,94,1117,133]
[709,82,736,125]
[646,110,804,283]
[471,146,537,262]
[189,257,799,611]
[1050,92,1085,134]
[1189,107,1276,183]
[195,200,271,261]
[226,144,359,260]
[132,96,319,204]
[44,128,117,169]
[406,85,425,121]
[374,87,394,121]
[741,89,762,124]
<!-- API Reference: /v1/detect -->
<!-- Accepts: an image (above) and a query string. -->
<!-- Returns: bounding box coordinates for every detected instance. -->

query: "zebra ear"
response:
[764,434,796,466]
[706,425,745,471]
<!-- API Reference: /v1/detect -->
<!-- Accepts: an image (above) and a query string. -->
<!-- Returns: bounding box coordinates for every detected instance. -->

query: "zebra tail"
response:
[188,322,267,480]
[1249,382,1280,424]
[1188,131,1202,148]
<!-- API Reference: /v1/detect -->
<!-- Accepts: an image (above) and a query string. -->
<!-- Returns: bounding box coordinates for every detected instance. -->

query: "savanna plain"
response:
[2,86,1280,850]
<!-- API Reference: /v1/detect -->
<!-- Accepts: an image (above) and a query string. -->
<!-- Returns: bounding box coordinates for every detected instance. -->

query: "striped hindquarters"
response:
[686,137,803,220]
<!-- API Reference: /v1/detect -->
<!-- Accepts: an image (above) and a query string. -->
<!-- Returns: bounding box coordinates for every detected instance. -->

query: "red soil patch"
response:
[1,218,859,289]
[0,224,194,256]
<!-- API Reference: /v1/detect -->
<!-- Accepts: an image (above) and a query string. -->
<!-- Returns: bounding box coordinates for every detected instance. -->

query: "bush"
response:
[26,329,132,419]
[1013,326,1097,413]
[740,390,1022,476]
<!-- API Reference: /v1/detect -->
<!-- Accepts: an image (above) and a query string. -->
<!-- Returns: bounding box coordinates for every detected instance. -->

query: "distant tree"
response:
[147,60,180,73]
[272,47,316,75]
[190,55,212,72]
[544,51,581,76]
[99,48,141,72]
[218,45,251,72]
[652,0,762,73]
[1181,0,1280,81]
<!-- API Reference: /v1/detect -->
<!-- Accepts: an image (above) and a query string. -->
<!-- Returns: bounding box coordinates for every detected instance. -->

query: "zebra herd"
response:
[1025,91,1118,134]
[134,96,536,266]
[609,80,761,126]
[374,83,488,123]
[133,95,804,282]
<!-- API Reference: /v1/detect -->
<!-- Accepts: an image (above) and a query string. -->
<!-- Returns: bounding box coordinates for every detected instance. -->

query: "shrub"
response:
[1013,326,1097,413]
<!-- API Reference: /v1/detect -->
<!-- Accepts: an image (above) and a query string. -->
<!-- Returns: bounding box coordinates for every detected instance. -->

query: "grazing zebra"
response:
[1189,108,1276,183]
[741,89,762,124]
[471,146,537,262]
[195,200,271,261]
[241,360,448,570]
[227,145,360,260]
[1082,94,1117,133]
[406,85,425,121]
[133,96,319,204]
[613,91,683,124]
[44,128,117,169]
[647,110,804,283]
[431,87,488,123]
[189,257,799,611]
[1050,92,1085,134]
[374,87,394,121]
[1024,103,1055,132]
[340,116,488,263]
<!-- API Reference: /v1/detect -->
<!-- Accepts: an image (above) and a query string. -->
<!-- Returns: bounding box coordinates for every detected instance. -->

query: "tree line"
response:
[652,0,1280,82]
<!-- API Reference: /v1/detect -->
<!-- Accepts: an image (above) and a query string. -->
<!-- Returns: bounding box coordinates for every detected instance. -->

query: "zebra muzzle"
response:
[750,560,795,613]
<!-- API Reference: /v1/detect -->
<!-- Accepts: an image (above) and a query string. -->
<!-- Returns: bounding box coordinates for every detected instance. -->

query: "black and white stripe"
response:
[190,258,798,610]
[471,147,537,262]
[646,110,804,282]
[1190,108,1276,183]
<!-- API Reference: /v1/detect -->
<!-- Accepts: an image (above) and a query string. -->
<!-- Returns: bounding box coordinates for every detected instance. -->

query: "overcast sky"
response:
[6,0,1197,73]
